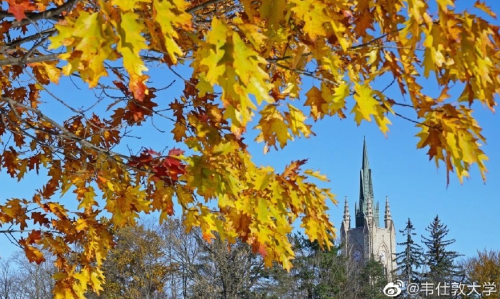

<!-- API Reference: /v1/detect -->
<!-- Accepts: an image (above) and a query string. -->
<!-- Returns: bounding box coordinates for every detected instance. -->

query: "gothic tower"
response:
[340,138,396,279]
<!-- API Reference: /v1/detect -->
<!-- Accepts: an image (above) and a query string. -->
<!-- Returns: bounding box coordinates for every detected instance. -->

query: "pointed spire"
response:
[360,138,374,203]
[362,136,370,170]
[385,196,391,217]
[356,137,376,228]
[384,196,392,229]
[343,197,350,229]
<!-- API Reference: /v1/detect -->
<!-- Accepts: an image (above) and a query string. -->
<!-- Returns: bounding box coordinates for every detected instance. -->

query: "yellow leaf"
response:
[436,0,454,12]
[199,18,229,85]
[304,86,328,120]
[256,198,270,223]
[290,0,330,40]
[115,11,149,100]
[153,0,192,63]
[324,82,349,114]
[213,141,237,155]
[255,105,291,150]
[351,83,378,124]
[78,187,97,210]
[304,169,329,181]
[366,48,378,65]
[253,172,273,191]
[474,0,497,18]
[232,33,272,105]
[285,104,312,138]
[111,0,143,11]
[49,11,113,87]
[31,61,61,84]
[259,0,288,31]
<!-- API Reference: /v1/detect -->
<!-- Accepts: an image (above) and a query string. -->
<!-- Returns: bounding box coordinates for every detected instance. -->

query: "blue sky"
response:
[1,0,500,263]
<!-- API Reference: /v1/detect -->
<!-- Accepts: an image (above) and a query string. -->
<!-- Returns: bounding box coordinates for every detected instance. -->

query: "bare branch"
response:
[0,28,56,54]
[0,53,59,67]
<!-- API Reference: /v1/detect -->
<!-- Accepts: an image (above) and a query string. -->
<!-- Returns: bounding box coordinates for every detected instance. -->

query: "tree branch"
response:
[349,28,403,50]
[0,28,56,54]
[0,0,81,28]
[187,0,227,14]
[0,97,182,185]
[0,53,59,67]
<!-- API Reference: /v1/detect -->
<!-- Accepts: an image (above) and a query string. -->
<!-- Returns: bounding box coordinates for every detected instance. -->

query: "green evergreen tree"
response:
[290,234,349,299]
[258,234,391,299]
[395,218,424,286]
[421,216,463,284]
[359,259,389,299]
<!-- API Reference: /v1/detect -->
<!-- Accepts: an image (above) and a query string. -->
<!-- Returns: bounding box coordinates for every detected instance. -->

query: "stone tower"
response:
[340,138,396,279]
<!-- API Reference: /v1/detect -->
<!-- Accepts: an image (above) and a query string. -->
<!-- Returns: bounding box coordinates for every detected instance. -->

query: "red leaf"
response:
[257,243,267,258]
[168,148,184,156]
[31,211,49,225]
[202,231,213,243]
[146,148,160,156]
[113,80,129,95]
[129,76,148,101]
[6,0,35,21]
[128,152,153,167]
[163,156,181,167]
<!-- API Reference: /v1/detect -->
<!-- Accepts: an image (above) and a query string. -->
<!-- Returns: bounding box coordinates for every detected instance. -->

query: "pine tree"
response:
[288,234,349,299]
[395,218,424,286]
[421,216,463,284]
[359,259,389,299]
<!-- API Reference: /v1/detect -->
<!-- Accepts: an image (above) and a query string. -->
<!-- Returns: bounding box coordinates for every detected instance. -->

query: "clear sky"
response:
[1,0,500,263]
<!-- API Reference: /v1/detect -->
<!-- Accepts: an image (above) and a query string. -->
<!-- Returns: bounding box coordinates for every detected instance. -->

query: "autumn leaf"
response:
[30,61,61,84]
[290,0,331,41]
[153,0,192,63]
[474,0,497,18]
[255,104,291,150]
[304,86,328,121]
[6,0,36,21]
[115,11,149,100]
[352,83,379,124]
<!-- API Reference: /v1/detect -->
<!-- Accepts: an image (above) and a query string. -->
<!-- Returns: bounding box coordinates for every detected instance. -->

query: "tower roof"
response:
[356,137,379,227]
[385,196,392,220]
[362,136,370,170]
[360,137,374,202]
[343,197,350,228]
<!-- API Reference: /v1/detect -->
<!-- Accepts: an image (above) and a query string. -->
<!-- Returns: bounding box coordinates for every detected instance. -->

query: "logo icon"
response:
[383,280,404,297]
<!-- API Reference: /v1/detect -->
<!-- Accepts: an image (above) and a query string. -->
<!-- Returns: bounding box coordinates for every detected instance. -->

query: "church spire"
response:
[384,196,392,228]
[343,197,350,229]
[362,136,370,170]
[356,137,378,227]
[360,137,373,202]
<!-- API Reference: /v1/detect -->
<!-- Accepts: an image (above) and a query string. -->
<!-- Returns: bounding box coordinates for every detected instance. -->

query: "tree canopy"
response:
[394,218,424,286]
[0,0,499,297]
[421,215,463,283]
[462,249,500,299]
